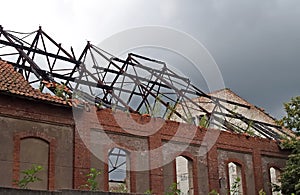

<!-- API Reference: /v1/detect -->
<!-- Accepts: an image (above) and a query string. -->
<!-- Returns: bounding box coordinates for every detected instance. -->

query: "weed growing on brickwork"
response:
[81,168,102,191]
[245,120,255,136]
[230,177,241,195]
[54,83,68,99]
[14,164,43,189]
[208,189,219,195]
[144,183,181,195]
[199,114,209,128]
[258,189,266,195]
[164,182,181,195]
[144,189,153,194]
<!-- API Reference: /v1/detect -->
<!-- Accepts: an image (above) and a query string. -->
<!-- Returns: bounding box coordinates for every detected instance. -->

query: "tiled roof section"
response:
[207,88,296,137]
[208,88,275,119]
[0,60,69,106]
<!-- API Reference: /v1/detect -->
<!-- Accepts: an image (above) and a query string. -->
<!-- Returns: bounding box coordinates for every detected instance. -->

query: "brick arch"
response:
[177,151,196,162]
[105,141,138,153]
[174,151,199,195]
[267,163,284,172]
[267,163,284,195]
[225,158,247,195]
[103,144,136,192]
[13,131,56,190]
[17,131,54,143]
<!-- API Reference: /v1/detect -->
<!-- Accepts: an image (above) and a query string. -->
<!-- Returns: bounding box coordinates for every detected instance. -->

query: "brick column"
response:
[192,158,199,195]
[148,133,163,195]
[207,145,219,192]
[73,109,91,189]
[253,149,263,194]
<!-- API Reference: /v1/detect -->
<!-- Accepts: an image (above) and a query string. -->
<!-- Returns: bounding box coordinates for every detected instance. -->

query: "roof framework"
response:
[0,26,289,140]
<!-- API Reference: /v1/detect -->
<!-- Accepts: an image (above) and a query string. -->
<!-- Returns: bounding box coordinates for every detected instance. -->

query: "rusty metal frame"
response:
[0,25,289,140]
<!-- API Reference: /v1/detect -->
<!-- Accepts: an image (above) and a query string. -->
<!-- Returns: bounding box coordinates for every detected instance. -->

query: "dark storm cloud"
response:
[1,0,299,119]
[152,0,300,118]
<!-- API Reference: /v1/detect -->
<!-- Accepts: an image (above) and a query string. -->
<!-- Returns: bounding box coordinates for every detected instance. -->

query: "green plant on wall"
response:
[14,164,43,189]
[208,189,219,195]
[244,120,256,136]
[81,168,102,191]
[144,183,182,195]
[258,189,266,195]
[230,177,241,195]
[144,189,153,194]
[199,114,209,128]
[164,182,181,195]
[54,83,66,98]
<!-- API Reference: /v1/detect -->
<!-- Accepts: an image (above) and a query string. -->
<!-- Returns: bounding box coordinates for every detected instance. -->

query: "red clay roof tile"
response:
[0,60,68,106]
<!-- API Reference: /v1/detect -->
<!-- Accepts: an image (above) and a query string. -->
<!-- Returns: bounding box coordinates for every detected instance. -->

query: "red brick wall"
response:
[0,93,290,195]
[0,94,74,190]
[75,108,289,195]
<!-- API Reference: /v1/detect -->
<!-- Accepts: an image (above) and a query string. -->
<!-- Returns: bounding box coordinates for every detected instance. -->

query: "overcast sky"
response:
[0,0,299,119]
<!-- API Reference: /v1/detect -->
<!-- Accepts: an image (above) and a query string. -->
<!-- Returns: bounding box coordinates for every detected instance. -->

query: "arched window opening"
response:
[108,148,130,192]
[175,156,194,195]
[270,167,282,195]
[228,162,243,195]
[20,138,49,190]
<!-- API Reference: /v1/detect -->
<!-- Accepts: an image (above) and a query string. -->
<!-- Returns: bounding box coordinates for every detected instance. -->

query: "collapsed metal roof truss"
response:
[0,26,289,140]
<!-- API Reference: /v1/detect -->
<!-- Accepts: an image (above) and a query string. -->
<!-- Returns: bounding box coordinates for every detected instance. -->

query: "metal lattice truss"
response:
[0,26,291,140]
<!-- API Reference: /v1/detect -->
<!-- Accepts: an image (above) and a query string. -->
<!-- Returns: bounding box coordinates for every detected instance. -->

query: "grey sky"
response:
[0,0,299,118]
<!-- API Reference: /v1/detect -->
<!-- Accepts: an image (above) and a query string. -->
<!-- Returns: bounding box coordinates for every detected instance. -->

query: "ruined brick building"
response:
[0,59,293,195]
[0,26,295,195]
